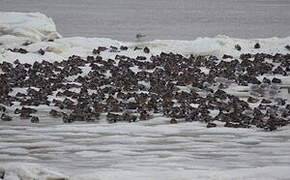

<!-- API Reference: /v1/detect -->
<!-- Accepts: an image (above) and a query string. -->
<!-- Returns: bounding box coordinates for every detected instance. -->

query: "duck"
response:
[1,114,12,121]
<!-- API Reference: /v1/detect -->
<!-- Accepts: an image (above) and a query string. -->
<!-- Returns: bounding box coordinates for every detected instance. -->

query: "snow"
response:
[1,11,290,180]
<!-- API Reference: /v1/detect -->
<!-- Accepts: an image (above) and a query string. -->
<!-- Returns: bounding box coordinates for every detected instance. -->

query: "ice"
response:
[237,137,262,145]
[0,148,29,155]
[1,35,290,64]
[75,151,101,158]
[0,35,30,49]
[2,164,288,180]
[0,163,67,180]
[0,123,290,179]
[0,12,61,42]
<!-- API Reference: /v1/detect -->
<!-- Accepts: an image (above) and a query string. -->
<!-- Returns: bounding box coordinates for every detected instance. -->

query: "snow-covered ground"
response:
[1,12,290,180]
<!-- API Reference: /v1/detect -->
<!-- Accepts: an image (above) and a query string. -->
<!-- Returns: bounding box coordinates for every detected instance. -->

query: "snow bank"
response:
[0,12,61,43]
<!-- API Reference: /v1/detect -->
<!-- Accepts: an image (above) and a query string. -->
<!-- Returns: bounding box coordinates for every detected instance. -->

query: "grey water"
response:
[1,0,290,41]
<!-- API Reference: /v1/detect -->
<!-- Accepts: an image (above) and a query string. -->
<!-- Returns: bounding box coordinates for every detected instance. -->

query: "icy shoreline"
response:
[1,12,290,64]
[1,12,290,180]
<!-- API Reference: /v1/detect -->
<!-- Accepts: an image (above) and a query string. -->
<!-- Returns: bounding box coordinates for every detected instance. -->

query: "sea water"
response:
[1,0,290,41]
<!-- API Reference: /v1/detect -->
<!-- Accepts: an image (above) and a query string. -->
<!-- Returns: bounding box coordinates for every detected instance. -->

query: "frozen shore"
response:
[1,13,290,63]
[1,12,290,180]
